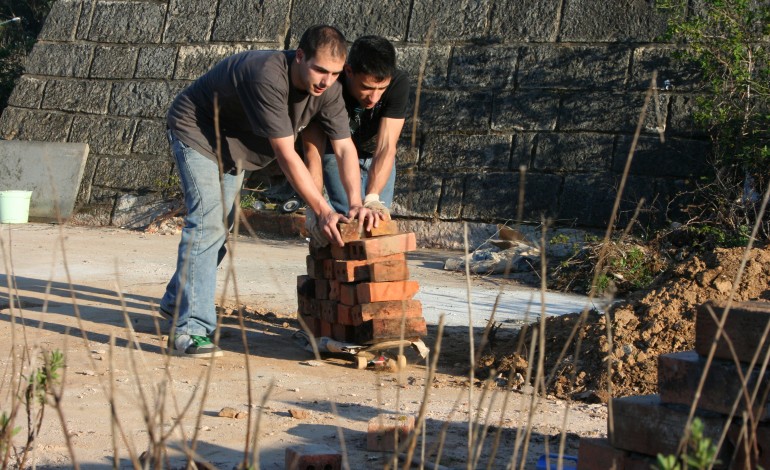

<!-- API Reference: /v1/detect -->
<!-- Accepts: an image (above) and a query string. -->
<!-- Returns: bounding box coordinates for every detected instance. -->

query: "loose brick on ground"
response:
[367,413,415,452]
[285,444,342,470]
[696,300,770,364]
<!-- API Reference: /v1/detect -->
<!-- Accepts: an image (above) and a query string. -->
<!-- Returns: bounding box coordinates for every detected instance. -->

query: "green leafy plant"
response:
[658,0,770,240]
[656,418,720,469]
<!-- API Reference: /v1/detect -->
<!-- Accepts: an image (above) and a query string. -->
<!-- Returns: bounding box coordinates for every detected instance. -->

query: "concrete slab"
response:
[0,140,89,222]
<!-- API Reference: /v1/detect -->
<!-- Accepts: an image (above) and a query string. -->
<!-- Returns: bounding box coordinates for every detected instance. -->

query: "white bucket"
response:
[0,190,33,224]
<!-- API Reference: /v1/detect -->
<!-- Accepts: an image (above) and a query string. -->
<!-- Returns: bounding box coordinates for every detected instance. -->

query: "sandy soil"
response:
[0,224,606,469]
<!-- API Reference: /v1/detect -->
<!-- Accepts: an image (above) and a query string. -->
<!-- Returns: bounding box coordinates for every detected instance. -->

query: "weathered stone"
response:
[416,91,491,132]
[37,0,82,41]
[613,135,710,177]
[212,0,290,43]
[559,174,617,227]
[86,1,166,44]
[630,47,706,92]
[422,134,511,171]
[560,0,669,42]
[135,46,178,79]
[174,45,248,80]
[696,301,770,364]
[439,177,464,219]
[112,193,179,229]
[93,157,173,191]
[70,116,137,156]
[392,174,442,218]
[559,92,669,134]
[132,120,168,155]
[75,0,95,40]
[109,81,187,119]
[449,46,518,89]
[76,155,98,204]
[489,0,560,41]
[409,0,490,41]
[534,133,614,172]
[0,108,73,142]
[462,172,561,222]
[24,43,93,77]
[8,77,45,109]
[397,45,450,89]
[395,141,419,170]
[518,45,630,90]
[290,0,408,44]
[42,79,111,114]
[512,132,536,169]
[667,94,708,137]
[619,175,667,226]
[163,0,217,43]
[90,46,139,79]
[492,91,559,131]
[395,219,498,250]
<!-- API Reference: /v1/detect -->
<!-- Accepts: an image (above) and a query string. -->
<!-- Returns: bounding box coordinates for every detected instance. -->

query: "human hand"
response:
[318,209,347,247]
[363,193,391,220]
[348,204,383,234]
[304,210,330,247]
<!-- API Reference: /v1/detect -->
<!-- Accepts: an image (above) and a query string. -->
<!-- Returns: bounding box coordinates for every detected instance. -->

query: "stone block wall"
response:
[0,0,710,228]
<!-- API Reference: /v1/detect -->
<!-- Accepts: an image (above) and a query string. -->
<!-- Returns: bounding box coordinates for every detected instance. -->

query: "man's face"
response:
[345,66,392,109]
[295,46,345,96]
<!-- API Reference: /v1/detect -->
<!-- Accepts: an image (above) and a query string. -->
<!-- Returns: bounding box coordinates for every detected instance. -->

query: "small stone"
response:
[299,360,324,367]
[218,407,244,419]
[289,408,311,419]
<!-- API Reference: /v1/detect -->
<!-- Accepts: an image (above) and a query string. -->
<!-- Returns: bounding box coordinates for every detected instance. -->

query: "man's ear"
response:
[343,64,352,75]
[296,48,304,62]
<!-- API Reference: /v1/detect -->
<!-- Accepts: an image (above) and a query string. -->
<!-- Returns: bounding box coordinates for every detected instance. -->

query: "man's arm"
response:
[329,136,380,231]
[300,121,326,193]
[365,117,405,197]
[270,135,348,246]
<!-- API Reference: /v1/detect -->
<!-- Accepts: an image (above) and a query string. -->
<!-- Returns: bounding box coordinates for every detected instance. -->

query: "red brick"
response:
[330,244,347,260]
[577,437,628,470]
[355,318,427,344]
[322,259,334,279]
[367,414,415,452]
[339,283,358,306]
[306,255,325,279]
[296,275,314,297]
[333,253,406,282]
[609,395,729,460]
[308,243,333,260]
[369,259,409,282]
[356,280,419,303]
[368,219,400,237]
[658,350,770,421]
[318,300,338,324]
[337,221,363,243]
[696,300,770,363]
[346,233,417,260]
[296,313,321,338]
[329,280,340,301]
[337,219,400,243]
[331,323,354,342]
[296,295,319,318]
[318,319,332,338]
[314,279,330,300]
[285,444,341,470]
[337,300,423,326]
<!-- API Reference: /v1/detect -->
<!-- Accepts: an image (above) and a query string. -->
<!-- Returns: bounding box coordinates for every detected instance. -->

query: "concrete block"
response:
[696,301,770,364]
[37,0,81,42]
[392,174,442,218]
[174,45,246,80]
[408,0,489,41]
[461,173,561,221]
[518,45,629,90]
[109,81,187,119]
[24,43,93,77]
[560,92,668,134]
[290,0,406,45]
[0,140,89,222]
[558,174,617,228]
[609,395,728,460]
[132,119,167,155]
[396,45,450,89]
[285,444,341,470]
[70,116,136,156]
[90,45,139,79]
[421,134,512,172]
[438,176,464,220]
[355,318,427,344]
[448,46,518,89]
[0,109,73,143]
[416,91,492,133]
[367,414,415,452]
[534,133,614,172]
[630,47,705,92]
[7,76,46,109]
[488,0,559,42]
[211,0,288,42]
[163,0,218,43]
[347,233,417,260]
[92,157,173,191]
[338,300,423,326]
[86,1,166,43]
[613,135,710,178]
[135,46,178,79]
[491,90,560,132]
[42,79,111,114]
[658,350,770,421]
[559,0,668,42]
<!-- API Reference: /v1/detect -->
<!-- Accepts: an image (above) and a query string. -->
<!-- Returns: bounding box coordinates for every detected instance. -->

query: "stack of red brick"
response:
[296,220,427,345]
[578,300,770,469]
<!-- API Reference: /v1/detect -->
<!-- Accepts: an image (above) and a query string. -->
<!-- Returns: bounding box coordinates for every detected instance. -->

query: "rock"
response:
[289,408,310,419]
[218,407,247,419]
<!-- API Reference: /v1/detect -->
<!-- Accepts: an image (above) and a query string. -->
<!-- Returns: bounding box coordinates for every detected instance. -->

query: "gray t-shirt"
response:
[168,50,350,171]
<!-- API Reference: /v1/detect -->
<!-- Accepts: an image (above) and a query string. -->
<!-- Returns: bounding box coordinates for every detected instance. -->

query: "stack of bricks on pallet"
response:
[577,300,770,470]
[296,220,427,345]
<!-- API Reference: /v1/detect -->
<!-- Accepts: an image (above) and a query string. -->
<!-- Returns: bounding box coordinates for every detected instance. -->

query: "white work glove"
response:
[363,193,391,219]
[304,210,329,247]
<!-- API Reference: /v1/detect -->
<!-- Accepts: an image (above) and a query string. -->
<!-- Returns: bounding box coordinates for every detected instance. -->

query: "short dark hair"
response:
[347,36,397,81]
[298,25,347,60]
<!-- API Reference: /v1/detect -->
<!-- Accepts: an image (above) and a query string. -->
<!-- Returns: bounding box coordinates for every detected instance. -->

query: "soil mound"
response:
[488,246,770,402]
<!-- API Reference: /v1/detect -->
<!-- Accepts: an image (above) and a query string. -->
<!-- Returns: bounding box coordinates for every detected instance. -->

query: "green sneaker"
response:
[170,334,223,358]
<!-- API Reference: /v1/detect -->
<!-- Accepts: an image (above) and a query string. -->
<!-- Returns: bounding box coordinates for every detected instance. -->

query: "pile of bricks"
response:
[296,219,427,345]
[578,300,770,469]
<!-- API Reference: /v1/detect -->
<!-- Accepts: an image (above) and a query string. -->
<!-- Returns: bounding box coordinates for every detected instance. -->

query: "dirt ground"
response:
[485,244,770,403]
[0,224,606,469]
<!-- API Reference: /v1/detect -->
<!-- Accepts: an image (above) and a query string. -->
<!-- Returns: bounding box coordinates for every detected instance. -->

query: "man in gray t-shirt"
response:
[161,25,380,358]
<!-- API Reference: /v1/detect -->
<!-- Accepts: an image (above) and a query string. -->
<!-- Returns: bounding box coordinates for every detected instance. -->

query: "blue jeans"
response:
[322,153,395,214]
[160,131,244,336]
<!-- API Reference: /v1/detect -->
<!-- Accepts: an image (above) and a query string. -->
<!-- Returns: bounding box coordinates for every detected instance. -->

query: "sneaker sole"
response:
[170,348,224,358]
